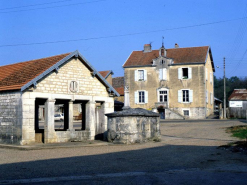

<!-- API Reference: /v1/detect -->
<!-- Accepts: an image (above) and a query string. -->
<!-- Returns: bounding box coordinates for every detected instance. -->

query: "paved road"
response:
[0,119,247,184]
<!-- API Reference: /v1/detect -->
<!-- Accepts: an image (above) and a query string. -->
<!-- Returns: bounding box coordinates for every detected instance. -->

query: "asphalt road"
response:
[0,119,247,185]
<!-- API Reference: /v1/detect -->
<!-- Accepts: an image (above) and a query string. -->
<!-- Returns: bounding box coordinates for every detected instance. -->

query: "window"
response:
[206,90,208,103]
[70,81,78,92]
[182,68,188,79]
[135,70,147,81]
[139,91,145,103]
[135,90,148,104]
[138,70,144,80]
[182,90,189,102]
[178,68,192,79]
[178,89,193,103]
[183,110,189,116]
[206,68,208,80]
[159,90,167,102]
[159,68,167,80]
[210,72,213,84]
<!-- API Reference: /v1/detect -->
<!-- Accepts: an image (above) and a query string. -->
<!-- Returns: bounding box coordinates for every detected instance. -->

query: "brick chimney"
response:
[143,44,152,53]
[175,43,179,48]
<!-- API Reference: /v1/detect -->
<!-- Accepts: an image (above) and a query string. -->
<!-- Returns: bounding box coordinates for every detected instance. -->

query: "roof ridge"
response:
[0,52,72,68]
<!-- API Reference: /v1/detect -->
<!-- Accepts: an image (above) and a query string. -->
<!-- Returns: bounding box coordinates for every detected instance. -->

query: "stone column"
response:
[44,99,57,143]
[123,85,130,109]
[86,100,96,140]
[68,101,74,131]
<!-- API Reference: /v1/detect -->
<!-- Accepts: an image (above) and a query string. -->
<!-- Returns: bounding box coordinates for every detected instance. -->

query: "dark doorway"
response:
[35,98,47,143]
[158,107,165,119]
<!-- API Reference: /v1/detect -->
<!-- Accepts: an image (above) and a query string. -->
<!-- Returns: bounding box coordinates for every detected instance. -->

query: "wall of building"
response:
[33,58,109,97]
[0,91,22,144]
[20,57,114,145]
[204,53,214,116]
[228,101,247,119]
[124,62,210,119]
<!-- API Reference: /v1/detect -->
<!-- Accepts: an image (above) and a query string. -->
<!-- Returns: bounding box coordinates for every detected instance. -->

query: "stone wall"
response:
[32,58,108,97]
[0,91,22,144]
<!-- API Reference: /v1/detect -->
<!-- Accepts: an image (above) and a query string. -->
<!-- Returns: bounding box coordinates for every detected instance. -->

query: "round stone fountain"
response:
[106,108,160,144]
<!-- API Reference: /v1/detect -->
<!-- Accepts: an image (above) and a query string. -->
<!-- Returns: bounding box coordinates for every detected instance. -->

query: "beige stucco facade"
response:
[124,47,214,119]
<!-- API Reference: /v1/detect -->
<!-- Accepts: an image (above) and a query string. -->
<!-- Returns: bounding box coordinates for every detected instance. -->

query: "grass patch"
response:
[226,125,247,140]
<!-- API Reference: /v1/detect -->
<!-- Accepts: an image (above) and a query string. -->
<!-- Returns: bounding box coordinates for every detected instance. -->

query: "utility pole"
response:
[223,57,226,119]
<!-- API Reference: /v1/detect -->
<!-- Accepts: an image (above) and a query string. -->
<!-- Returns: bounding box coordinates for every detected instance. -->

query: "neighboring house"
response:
[0,50,118,145]
[123,43,215,119]
[228,89,247,119]
[112,77,124,103]
[99,70,114,85]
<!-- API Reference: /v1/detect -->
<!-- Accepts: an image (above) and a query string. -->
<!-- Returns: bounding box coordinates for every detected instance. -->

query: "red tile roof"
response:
[123,46,210,67]
[99,70,111,78]
[115,87,124,95]
[228,89,247,101]
[0,53,71,91]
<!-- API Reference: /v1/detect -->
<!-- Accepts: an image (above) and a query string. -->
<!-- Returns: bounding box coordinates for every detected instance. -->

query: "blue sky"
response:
[1,0,247,79]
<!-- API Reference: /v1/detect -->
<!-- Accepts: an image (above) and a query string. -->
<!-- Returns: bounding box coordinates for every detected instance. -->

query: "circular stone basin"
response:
[105,108,161,144]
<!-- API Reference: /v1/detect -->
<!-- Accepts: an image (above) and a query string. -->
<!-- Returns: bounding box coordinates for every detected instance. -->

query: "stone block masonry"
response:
[0,91,22,144]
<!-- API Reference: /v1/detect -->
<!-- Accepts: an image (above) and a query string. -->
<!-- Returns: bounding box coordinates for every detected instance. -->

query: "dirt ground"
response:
[0,119,247,185]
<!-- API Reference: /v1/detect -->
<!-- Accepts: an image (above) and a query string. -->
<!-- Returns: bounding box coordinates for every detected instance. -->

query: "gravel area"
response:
[0,119,247,184]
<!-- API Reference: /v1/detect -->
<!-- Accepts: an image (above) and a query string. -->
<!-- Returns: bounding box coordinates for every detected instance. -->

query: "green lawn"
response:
[227,125,247,140]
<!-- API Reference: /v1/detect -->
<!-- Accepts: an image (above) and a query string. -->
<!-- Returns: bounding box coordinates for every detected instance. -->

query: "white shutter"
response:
[210,93,213,104]
[206,68,208,80]
[188,67,192,79]
[144,70,147,81]
[145,91,148,103]
[163,68,167,80]
[178,90,182,103]
[135,70,138,81]
[206,90,208,103]
[135,91,138,104]
[178,68,182,79]
[189,90,193,102]
[210,72,212,83]
[159,69,162,80]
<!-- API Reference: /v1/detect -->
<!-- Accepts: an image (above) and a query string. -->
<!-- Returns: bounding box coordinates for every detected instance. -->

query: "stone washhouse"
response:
[0,50,119,145]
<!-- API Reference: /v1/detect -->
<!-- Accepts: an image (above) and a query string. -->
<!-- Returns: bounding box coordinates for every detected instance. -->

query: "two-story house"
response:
[123,43,215,119]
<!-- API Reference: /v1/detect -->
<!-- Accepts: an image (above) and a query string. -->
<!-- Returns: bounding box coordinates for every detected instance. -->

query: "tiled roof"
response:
[112,77,124,89]
[228,89,247,101]
[0,53,71,91]
[99,70,112,78]
[115,87,124,96]
[123,46,210,67]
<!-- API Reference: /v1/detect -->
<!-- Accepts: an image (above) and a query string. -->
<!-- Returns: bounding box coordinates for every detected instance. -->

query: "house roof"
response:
[123,46,214,71]
[0,50,119,96]
[99,70,113,79]
[114,87,124,96]
[112,76,124,89]
[228,89,247,101]
[0,53,70,91]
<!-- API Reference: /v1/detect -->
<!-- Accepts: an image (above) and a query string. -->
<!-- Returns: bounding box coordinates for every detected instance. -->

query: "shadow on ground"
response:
[0,144,247,184]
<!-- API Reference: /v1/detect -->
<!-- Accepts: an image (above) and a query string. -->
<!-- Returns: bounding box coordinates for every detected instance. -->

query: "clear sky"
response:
[1,0,247,79]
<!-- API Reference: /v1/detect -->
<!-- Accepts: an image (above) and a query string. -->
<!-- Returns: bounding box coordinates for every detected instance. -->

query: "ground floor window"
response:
[183,110,189,116]
[139,91,145,103]
[182,90,189,102]
[159,90,168,102]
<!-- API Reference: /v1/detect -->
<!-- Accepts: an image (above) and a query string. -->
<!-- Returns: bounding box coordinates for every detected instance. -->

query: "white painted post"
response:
[86,100,96,140]
[44,99,57,143]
